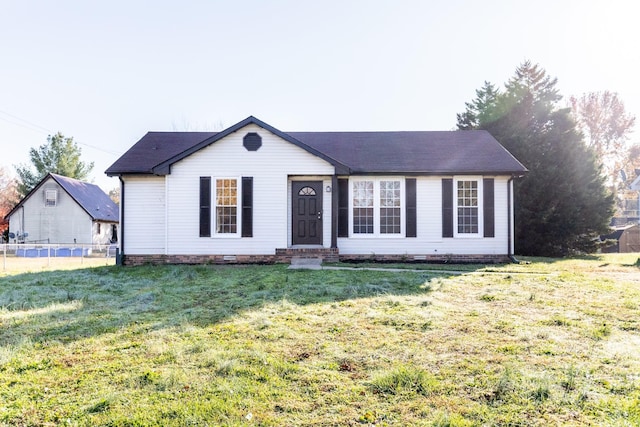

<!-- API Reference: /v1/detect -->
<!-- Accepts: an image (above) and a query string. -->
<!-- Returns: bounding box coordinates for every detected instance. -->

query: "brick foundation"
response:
[338,253,510,264]
[275,247,340,263]
[123,254,282,266]
[122,250,508,266]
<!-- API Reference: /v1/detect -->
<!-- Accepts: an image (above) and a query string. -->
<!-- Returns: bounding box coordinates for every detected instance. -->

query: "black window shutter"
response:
[199,177,211,237]
[338,178,349,237]
[241,177,253,237]
[442,179,453,238]
[483,178,495,238]
[406,178,417,237]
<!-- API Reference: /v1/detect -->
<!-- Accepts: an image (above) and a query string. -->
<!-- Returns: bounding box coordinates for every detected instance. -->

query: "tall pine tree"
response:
[457,61,614,256]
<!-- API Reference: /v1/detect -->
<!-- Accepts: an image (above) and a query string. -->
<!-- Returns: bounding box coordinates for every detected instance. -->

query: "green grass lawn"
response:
[1,255,639,426]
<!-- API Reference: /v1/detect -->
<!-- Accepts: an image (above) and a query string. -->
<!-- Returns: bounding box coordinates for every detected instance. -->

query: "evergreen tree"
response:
[457,61,614,256]
[15,132,94,196]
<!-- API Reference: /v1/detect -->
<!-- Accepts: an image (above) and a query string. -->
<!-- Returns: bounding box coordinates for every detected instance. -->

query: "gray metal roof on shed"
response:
[51,174,119,222]
[106,116,527,176]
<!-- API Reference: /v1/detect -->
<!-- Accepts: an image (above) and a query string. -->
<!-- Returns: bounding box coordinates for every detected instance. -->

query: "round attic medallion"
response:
[243,132,262,151]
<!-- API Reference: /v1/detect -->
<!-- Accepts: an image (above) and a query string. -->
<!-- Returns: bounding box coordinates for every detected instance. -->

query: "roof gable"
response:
[5,173,119,222]
[106,116,349,176]
[106,116,527,177]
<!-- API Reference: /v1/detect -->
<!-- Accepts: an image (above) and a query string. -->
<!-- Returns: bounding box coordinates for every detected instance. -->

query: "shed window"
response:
[45,190,57,207]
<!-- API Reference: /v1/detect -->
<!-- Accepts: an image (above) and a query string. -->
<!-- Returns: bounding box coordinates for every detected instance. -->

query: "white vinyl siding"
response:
[166,123,335,255]
[123,176,166,254]
[7,178,93,244]
[338,176,510,255]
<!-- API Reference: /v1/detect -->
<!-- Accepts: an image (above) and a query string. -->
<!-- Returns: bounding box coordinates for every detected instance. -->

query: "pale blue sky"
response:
[1,0,638,191]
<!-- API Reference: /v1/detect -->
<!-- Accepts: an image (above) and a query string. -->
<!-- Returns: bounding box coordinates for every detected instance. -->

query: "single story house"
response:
[106,116,527,265]
[6,173,119,245]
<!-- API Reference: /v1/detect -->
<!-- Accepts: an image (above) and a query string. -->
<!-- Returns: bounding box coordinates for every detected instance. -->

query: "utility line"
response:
[0,109,121,156]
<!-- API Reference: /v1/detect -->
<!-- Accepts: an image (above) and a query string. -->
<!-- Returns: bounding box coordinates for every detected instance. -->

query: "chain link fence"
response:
[2,243,118,273]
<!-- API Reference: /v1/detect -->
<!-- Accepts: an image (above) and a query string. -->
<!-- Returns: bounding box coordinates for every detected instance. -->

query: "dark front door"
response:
[292,181,323,245]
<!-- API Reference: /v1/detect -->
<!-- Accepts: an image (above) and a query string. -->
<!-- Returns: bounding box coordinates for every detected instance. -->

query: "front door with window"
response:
[292,181,323,245]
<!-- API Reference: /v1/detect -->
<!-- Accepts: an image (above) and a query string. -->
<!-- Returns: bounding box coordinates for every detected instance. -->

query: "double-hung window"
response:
[353,181,374,234]
[215,178,238,235]
[455,179,482,236]
[45,189,57,207]
[380,180,401,234]
[352,179,403,236]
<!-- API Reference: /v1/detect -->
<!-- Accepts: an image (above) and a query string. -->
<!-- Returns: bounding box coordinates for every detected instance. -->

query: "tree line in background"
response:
[457,61,636,256]
[1,62,638,255]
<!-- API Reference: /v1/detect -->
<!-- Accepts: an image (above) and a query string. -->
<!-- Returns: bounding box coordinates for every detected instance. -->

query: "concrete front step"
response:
[288,256,323,270]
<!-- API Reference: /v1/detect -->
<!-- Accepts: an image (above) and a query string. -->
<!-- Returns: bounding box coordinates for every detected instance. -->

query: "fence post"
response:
[81,244,84,265]
[3,244,5,271]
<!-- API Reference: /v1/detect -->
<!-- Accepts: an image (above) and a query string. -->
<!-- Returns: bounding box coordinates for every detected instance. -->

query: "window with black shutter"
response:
[241,177,253,237]
[406,178,417,237]
[338,178,349,237]
[483,178,495,238]
[199,177,211,237]
[442,179,453,238]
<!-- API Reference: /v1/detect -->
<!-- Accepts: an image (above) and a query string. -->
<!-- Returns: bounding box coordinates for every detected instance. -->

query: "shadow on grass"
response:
[0,264,466,345]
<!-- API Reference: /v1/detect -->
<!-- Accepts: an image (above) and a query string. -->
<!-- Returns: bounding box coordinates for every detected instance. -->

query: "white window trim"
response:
[453,176,483,238]
[45,189,57,207]
[349,177,405,238]
[213,177,241,238]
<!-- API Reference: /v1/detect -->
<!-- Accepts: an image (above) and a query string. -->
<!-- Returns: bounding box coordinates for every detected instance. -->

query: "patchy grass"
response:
[0,254,639,425]
[0,255,115,277]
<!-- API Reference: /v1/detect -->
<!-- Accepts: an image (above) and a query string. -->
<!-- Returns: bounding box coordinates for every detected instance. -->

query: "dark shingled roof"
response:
[288,131,526,174]
[6,173,119,222]
[106,131,217,175]
[106,117,527,176]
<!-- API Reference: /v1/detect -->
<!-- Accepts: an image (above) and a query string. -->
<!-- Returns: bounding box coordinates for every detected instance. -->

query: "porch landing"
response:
[275,247,339,263]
